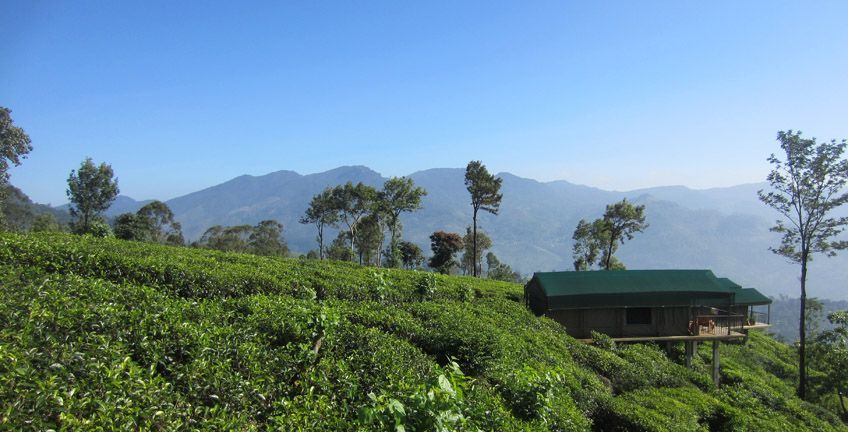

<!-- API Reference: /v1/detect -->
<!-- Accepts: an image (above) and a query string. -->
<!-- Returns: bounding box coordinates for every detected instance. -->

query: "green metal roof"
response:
[533,270,731,297]
[717,277,772,305]
[527,270,770,310]
[734,288,772,305]
[717,277,742,290]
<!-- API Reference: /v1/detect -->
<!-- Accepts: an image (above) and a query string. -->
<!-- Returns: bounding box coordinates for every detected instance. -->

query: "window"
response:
[626,308,652,325]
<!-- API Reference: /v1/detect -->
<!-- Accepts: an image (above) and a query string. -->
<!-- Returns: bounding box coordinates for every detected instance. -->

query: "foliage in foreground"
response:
[0,232,845,431]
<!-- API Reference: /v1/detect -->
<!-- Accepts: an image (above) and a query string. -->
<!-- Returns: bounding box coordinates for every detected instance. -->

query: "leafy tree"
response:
[460,227,491,276]
[326,231,355,262]
[113,201,183,245]
[398,240,425,269]
[571,219,606,271]
[30,213,62,232]
[0,107,33,227]
[353,213,383,265]
[381,177,426,267]
[598,199,647,270]
[464,161,502,277]
[249,219,288,256]
[299,188,339,259]
[810,311,848,418]
[198,224,252,253]
[137,201,184,245]
[66,158,119,234]
[196,221,287,256]
[758,130,848,399]
[113,213,151,241]
[428,231,463,274]
[485,251,522,283]
[331,182,377,253]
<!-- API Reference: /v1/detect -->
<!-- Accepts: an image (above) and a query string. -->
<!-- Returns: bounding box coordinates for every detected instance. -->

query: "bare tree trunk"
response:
[799,253,808,400]
[317,224,324,260]
[604,238,614,270]
[472,208,478,277]
[839,389,847,418]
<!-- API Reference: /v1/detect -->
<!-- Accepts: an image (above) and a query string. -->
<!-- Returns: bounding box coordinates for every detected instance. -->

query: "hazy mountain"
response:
[43,166,848,300]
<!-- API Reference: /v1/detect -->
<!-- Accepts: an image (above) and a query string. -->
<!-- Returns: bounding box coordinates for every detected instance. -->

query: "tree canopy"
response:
[381,177,426,267]
[66,158,119,234]
[428,231,463,274]
[0,107,33,228]
[599,199,647,270]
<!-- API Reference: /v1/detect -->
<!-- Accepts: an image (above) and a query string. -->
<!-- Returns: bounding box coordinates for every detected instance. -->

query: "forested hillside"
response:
[0,232,843,431]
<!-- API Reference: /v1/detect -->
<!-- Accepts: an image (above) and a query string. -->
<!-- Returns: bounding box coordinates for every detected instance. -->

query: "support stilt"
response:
[712,341,721,387]
[685,341,693,369]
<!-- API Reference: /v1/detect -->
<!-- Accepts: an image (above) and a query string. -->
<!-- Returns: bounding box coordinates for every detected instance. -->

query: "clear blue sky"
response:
[3,1,848,205]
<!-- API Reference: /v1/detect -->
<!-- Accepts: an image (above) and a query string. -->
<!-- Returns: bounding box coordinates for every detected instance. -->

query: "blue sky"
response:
[2,1,848,204]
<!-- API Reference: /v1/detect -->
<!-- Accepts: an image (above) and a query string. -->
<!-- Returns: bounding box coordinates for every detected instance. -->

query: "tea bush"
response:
[1,233,846,430]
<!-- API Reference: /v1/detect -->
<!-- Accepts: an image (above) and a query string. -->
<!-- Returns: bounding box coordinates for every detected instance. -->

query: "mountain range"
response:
[57,166,848,300]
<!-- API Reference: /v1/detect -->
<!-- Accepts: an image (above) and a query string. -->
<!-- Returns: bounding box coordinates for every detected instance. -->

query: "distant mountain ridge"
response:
[54,166,848,300]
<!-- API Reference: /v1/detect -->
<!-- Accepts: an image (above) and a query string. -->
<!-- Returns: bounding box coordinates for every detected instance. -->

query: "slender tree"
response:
[0,107,33,227]
[66,158,119,234]
[381,177,427,267]
[464,161,502,277]
[758,130,848,400]
[599,199,647,270]
[461,226,492,276]
[300,188,339,259]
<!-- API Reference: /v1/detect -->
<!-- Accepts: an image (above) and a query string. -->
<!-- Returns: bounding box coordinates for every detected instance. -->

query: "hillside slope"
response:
[0,232,844,431]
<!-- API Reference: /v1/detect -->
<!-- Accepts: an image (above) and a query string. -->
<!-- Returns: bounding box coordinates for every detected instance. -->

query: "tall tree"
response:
[0,107,33,228]
[353,213,383,265]
[249,219,288,256]
[66,158,119,234]
[461,226,491,276]
[137,200,184,245]
[571,219,606,271]
[599,199,647,270]
[428,231,463,274]
[331,182,377,254]
[381,177,427,267]
[758,130,848,400]
[464,161,502,277]
[299,188,339,260]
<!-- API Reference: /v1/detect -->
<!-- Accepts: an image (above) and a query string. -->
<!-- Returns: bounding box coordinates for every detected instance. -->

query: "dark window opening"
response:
[626,308,652,325]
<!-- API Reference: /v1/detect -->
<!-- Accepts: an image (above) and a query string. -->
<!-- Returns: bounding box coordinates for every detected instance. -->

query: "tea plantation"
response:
[0,232,845,431]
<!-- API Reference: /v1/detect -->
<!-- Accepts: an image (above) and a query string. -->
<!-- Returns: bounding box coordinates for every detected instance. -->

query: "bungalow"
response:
[523,269,771,341]
[523,269,772,386]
